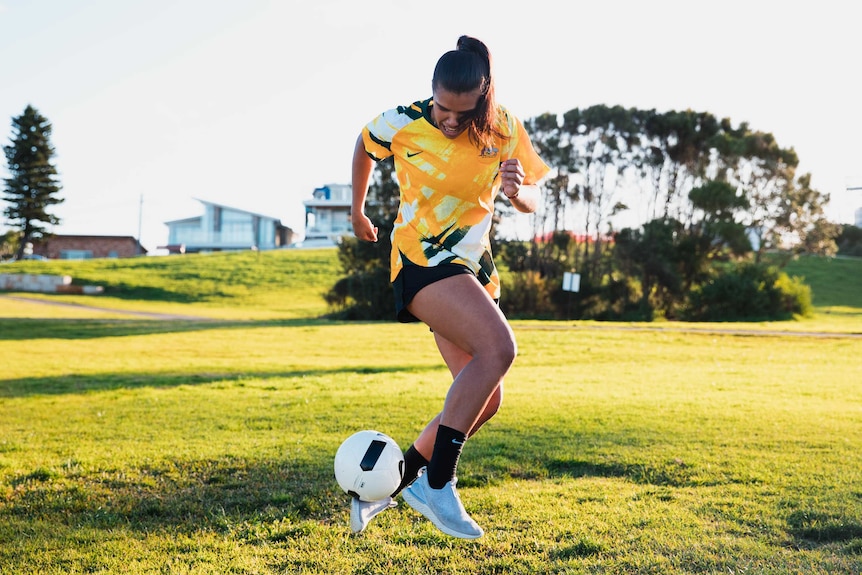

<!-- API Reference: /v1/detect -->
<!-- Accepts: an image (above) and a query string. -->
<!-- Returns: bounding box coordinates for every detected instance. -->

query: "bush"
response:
[836,225,862,257]
[499,269,558,319]
[682,263,812,321]
[324,236,394,320]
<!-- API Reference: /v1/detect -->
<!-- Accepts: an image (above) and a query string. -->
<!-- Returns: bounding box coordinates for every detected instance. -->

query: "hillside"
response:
[3,249,861,326]
[781,254,862,308]
[1,249,342,319]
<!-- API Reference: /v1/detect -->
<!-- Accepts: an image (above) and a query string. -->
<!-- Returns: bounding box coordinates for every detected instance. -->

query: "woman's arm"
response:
[351,134,379,242]
[505,184,540,214]
[500,159,539,214]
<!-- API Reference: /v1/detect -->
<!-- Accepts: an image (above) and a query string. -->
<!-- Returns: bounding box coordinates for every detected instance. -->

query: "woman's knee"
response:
[486,326,517,372]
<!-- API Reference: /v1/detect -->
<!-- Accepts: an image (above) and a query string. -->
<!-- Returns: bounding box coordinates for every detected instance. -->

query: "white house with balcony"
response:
[162,199,296,254]
[301,183,352,247]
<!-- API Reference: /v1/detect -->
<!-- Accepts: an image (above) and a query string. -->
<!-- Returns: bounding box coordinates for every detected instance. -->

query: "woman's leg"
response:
[436,331,505,436]
[400,273,515,538]
[396,308,505,494]
[407,273,515,435]
[412,331,503,459]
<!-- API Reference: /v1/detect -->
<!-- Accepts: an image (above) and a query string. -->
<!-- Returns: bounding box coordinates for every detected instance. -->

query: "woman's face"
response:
[431,87,483,139]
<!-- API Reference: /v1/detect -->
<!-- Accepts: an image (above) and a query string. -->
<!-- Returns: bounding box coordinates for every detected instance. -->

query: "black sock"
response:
[391,444,428,497]
[427,424,467,489]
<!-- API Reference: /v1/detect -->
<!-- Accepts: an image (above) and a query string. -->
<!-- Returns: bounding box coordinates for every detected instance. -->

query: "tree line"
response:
[2,103,859,319]
[326,104,860,322]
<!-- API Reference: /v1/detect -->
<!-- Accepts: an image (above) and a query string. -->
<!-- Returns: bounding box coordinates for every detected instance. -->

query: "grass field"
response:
[1,251,860,574]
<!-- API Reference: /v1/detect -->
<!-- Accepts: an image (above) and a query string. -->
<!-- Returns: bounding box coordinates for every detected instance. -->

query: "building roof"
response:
[164,198,285,226]
[43,234,140,240]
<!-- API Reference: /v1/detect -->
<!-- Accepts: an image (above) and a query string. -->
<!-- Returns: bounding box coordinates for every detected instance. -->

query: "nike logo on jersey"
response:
[407,150,423,158]
[451,438,464,446]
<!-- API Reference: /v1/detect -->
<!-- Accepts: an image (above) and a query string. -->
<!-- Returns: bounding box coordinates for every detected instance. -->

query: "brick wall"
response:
[34,235,147,259]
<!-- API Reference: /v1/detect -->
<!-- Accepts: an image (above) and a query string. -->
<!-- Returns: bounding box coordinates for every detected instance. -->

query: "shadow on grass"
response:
[1,429,859,562]
[0,455,345,542]
[95,284,209,303]
[543,458,699,487]
[482,445,862,552]
[786,508,862,546]
[0,364,425,398]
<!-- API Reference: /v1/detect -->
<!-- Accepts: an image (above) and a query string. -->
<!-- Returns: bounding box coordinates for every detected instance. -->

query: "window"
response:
[60,250,93,260]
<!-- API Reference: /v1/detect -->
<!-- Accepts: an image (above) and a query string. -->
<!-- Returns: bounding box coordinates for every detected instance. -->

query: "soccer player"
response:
[350,35,549,538]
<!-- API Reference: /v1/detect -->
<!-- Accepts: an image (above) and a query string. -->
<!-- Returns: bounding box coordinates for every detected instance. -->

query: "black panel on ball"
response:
[359,439,387,471]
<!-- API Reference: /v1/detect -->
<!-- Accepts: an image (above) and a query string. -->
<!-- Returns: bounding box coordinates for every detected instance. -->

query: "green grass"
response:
[1,249,340,319]
[780,254,862,309]
[1,250,861,574]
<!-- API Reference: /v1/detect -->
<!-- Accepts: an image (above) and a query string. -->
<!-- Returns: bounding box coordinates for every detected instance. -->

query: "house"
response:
[162,199,297,254]
[33,235,147,259]
[302,184,352,247]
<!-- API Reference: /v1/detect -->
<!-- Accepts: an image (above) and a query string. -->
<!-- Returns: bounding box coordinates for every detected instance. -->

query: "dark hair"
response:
[432,35,506,150]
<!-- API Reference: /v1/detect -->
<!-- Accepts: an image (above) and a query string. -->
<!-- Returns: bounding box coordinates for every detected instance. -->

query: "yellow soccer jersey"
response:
[361,98,550,300]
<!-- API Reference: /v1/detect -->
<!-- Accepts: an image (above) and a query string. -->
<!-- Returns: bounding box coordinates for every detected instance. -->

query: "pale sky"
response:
[1,0,859,252]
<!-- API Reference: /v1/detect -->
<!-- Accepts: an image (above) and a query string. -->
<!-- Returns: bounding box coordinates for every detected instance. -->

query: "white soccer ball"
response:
[334,430,404,502]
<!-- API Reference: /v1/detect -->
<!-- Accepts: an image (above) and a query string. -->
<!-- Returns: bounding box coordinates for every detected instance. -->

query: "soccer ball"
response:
[334,430,404,502]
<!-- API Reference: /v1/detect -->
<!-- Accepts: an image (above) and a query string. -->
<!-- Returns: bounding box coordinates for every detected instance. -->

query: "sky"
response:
[1,0,859,253]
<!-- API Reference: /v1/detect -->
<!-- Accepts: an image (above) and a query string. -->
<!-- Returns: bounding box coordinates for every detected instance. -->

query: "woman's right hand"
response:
[352,212,378,243]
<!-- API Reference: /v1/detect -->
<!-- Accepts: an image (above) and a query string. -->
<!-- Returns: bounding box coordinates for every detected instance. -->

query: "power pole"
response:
[137,194,143,255]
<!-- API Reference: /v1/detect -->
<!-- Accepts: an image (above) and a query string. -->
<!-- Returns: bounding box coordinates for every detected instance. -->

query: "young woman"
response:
[350,35,549,539]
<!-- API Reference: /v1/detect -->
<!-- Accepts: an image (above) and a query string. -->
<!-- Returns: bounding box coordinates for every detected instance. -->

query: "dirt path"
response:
[519,322,862,339]
[0,294,210,321]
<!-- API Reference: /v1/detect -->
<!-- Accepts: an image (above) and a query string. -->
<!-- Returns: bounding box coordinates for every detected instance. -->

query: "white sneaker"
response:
[349,496,397,533]
[402,474,484,539]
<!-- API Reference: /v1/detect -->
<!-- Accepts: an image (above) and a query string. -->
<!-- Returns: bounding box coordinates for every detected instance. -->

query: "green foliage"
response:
[2,105,64,257]
[325,157,398,320]
[682,262,812,321]
[324,235,393,320]
[836,224,862,257]
[499,269,557,319]
[779,253,862,309]
[0,229,21,261]
[536,105,828,257]
[688,180,751,257]
[774,173,840,257]
[612,219,685,317]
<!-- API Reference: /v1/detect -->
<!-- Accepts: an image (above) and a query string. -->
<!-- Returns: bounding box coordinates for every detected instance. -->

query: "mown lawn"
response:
[0,250,860,574]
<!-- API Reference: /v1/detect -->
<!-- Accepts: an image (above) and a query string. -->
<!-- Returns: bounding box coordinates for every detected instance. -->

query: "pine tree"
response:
[2,105,64,258]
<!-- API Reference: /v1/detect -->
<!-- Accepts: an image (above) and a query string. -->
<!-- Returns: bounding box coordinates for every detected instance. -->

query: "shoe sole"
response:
[350,498,397,534]
[349,498,365,533]
[402,486,484,539]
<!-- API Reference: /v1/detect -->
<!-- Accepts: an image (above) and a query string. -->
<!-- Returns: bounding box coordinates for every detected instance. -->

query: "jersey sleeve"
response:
[502,109,551,185]
[361,105,419,162]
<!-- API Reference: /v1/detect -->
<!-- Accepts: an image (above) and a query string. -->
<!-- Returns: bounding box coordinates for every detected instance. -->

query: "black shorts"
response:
[392,263,474,323]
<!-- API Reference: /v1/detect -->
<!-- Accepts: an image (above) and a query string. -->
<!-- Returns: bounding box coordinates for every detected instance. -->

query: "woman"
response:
[350,35,549,539]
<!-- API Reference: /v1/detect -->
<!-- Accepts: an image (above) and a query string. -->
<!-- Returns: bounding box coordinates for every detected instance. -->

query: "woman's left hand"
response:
[500,159,525,199]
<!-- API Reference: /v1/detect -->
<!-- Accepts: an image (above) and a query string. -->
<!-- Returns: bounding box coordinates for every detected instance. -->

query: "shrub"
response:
[682,262,812,321]
[836,225,862,257]
[499,269,558,319]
